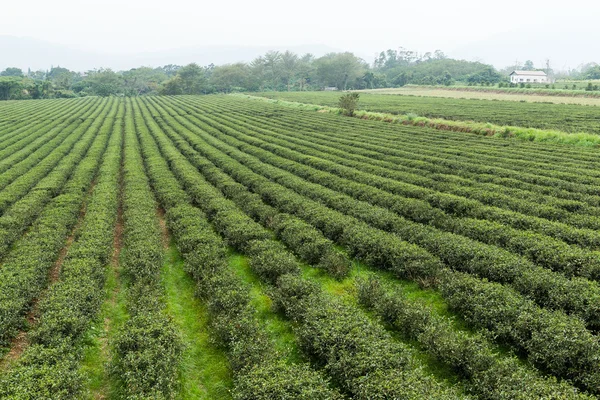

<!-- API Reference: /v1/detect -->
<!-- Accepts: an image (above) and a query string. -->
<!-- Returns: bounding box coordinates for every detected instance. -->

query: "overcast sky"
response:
[2,0,598,69]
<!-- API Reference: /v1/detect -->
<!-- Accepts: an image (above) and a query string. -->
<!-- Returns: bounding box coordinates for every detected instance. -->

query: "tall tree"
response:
[280,51,299,91]
[249,56,267,91]
[315,52,366,90]
[263,50,282,90]
[177,63,208,94]
[296,53,315,91]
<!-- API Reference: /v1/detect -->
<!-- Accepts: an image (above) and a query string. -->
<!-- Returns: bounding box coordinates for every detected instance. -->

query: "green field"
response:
[0,95,599,399]
[359,86,600,106]
[258,91,600,134]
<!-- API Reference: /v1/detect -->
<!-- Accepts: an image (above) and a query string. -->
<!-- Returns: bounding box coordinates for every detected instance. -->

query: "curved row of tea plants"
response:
[143,97,595,398]
[136,97,466,399]
[132,98,345,399]
[200,99,600,227]
[147,96,600,394]
[153,96,600,331]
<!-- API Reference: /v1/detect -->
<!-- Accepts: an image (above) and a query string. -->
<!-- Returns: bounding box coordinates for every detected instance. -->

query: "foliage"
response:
[0,67,24,77]
[338,92,360,116]
[1,95,600,397]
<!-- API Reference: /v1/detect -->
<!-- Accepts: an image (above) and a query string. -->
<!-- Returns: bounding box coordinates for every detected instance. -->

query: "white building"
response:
[510,70,549,84]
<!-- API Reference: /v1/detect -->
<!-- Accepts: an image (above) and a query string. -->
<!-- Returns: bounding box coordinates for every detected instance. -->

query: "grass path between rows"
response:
[161,244,232,400]
[228,251,302,364]
[228,239,464,390]
[300,260,462,384]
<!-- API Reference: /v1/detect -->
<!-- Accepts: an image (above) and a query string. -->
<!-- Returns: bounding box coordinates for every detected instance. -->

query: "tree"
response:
[210,63,250,92]
[392,71,410,87]
[160,76,184,95]
[47,66,71,81]
[434,50,447,60]
[86,69,122,96]
[249,56,267,91]
[263,51,283,90]
[338,92,360,116]
[523,60,535,71]
[441,71,453,86]
[0,67,24,77]
[123,67,167,96]
[280,51,299,91]
[315,52,366,90]
[0,77,23,100]
[584,65,600,80]
[296,54,315,91]
[176,63,208,94]
[27,70,46,80]
[362,71,376,89]
[157,64,181,77]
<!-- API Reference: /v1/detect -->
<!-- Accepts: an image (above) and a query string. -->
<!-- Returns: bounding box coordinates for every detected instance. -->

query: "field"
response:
[359,86,600,106]
[258,91,600,134]
[0,95,600,399]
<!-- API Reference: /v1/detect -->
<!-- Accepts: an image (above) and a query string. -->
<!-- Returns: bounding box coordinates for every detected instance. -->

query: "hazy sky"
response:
[2,0,598,68]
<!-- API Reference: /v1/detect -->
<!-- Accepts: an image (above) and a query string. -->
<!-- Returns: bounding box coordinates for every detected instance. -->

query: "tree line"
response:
[2,47,599,100]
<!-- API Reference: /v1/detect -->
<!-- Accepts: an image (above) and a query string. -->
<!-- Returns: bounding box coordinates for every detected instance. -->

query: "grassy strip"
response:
[161,244,232,400]
[360,87,600,106]
[237,94,600,147]
[228,252,302,365]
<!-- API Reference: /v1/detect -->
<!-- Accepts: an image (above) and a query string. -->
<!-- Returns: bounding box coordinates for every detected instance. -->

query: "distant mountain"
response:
[0,36,342,72]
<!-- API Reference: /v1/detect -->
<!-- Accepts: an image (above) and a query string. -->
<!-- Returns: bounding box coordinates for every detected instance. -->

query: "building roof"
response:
[510,70,547,76]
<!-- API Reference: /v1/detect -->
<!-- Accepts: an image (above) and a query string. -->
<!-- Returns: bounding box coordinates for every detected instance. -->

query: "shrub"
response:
[338,92,360,116]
